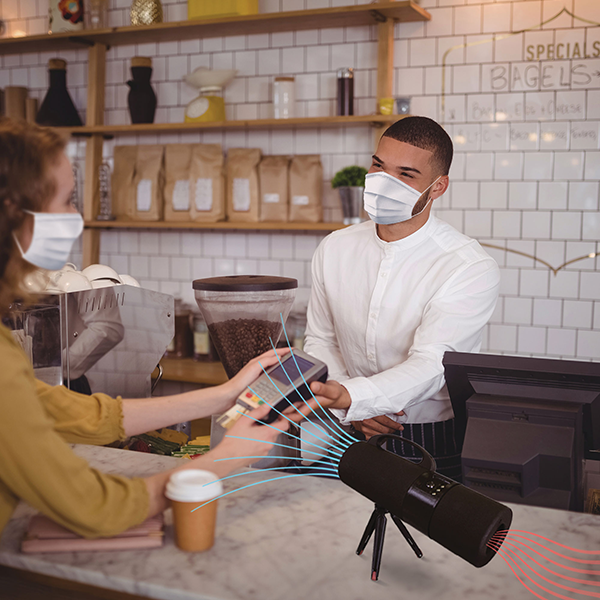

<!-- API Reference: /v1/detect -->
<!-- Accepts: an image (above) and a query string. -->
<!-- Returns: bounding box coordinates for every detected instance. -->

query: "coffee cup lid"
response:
[165,470,224,503]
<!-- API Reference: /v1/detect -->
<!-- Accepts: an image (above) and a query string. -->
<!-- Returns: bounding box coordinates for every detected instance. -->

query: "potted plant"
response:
[331,166,368,225]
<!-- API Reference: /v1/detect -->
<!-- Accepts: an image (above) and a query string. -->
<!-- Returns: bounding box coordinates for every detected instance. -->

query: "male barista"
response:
[303,117,500,479]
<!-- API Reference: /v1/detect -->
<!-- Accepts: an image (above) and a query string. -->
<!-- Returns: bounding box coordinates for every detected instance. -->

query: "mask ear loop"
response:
[12,209,37,258]
[12,208,43,260]
[412,175,442,219]
[12,233,26,256]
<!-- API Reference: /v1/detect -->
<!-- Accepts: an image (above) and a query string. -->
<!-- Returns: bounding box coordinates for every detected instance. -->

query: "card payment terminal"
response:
[217,349,328,429]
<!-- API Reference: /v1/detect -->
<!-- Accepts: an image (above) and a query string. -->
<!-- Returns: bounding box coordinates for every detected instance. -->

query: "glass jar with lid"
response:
[166,299,194,359]
[193,313,216,362]
[273,77,295,119]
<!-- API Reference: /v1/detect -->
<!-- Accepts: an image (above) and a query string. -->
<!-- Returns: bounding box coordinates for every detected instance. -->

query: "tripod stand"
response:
[356,503,423,581]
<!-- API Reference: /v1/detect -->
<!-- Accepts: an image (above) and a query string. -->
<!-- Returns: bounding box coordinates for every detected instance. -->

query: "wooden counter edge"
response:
[155,358,228,386]
[0,564,152,600]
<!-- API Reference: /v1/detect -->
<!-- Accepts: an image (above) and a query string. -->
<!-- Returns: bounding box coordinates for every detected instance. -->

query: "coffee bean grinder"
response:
[193,276,298,468]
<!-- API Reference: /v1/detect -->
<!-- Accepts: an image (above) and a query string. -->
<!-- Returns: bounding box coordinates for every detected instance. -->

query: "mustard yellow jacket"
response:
[0,323,149,538]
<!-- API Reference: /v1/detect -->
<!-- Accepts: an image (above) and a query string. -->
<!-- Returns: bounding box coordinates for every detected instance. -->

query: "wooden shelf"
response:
[0,2,429,55]
[159,358,227,386]
[86,220,348,231]
[2,1,416,265]
[57,115,400,137]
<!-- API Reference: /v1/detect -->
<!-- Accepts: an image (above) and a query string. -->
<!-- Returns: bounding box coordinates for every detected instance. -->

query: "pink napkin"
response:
[21,514,164,553]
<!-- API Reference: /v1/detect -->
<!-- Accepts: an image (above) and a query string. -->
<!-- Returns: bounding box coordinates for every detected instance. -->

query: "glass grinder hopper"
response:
[193,276,299,467]
[193,276,298,378]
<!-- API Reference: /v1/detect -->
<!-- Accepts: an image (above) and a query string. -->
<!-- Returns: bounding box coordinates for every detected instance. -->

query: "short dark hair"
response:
[382,116,453,176]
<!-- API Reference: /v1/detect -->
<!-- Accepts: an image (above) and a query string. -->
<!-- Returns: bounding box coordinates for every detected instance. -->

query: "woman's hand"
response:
[217,348,292,413]
[146,404,290,512]
[204,403,290,475]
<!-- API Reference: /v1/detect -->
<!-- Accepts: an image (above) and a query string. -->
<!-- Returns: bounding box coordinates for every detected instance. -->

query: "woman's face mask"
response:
[13,210,84,271]
[363,172,441,225]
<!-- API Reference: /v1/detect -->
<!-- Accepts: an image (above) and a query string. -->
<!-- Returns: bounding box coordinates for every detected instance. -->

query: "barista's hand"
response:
[283,379,352,423]
[206,403,290,474]
[352,414,404,440]
[218,348,291,412]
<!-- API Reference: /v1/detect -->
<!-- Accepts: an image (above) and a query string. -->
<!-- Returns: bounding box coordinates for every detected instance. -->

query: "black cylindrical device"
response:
[336,68,354,116]
[338,435,512,568]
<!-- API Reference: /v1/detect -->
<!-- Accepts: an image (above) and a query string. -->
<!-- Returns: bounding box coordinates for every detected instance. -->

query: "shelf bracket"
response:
[67,36,112,51]
[69,132,114,141]
[68,36,96,47]
[369,9,388,23]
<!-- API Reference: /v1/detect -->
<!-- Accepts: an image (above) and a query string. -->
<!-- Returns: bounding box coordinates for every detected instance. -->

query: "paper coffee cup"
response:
[165,470,224,552]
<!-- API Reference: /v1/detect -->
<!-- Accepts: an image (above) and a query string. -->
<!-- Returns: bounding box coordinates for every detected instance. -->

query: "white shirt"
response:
[303,215,500,426]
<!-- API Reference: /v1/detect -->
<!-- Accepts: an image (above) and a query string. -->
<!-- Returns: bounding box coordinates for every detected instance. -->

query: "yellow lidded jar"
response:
[184,87,226,123]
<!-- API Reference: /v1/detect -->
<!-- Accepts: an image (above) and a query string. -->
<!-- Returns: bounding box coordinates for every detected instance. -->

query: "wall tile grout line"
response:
[2,0,598,358]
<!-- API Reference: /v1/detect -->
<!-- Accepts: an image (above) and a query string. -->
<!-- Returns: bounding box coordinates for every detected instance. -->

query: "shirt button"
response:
[367,353,374,360]
[381,272,387,278]
[370,313,376,319]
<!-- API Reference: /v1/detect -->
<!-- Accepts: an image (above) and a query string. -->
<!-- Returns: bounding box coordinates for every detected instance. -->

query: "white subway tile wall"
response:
[2,0,600,359]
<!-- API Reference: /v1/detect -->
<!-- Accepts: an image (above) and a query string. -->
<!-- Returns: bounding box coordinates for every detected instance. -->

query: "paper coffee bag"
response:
[190,144,225,223]
[132,145,164,221]
[289,155,323,223]
[226,148,261,223]
[164,144,193,222]
[111,145,138,221]
[259,156,290,222]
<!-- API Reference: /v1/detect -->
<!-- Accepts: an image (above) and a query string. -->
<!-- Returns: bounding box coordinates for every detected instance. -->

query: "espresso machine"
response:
[6,286,174,398]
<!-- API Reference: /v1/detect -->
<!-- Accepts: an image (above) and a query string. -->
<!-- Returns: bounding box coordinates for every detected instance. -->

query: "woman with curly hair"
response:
[0,118,293,539]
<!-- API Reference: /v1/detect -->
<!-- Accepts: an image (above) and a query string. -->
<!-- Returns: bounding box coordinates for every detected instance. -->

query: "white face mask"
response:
[13,210,84,272]
[363,172,441,225]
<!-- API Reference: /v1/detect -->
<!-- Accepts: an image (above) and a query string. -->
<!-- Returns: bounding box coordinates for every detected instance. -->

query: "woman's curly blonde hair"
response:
[0,118,67,315]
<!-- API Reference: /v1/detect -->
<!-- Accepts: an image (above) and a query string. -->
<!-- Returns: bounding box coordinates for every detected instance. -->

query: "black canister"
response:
[336,67,354,116]
[127,57,157,124]
[36,59,83,127]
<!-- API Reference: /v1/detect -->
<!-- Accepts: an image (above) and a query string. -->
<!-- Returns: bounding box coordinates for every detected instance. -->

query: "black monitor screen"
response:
[443,352,600,456]
[270,355,314,385]
[443,352,600,511]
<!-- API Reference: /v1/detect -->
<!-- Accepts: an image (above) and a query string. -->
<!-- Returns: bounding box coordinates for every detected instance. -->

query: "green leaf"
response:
[331,165,368,189]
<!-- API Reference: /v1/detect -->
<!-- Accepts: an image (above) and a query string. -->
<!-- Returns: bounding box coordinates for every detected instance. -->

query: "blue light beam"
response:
[213,455,338,464]
[190,472,340,513]
[256,354,351,452]
[238,408,344,459]
[201,465,340,488]
[260,342,353,449]
[224,434,341,462]
[254,349,352,451]
[276,314,358,446]
[246,385,345,457]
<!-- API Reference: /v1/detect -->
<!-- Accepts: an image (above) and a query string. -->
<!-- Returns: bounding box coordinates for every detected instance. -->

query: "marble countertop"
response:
[1,445,599,600]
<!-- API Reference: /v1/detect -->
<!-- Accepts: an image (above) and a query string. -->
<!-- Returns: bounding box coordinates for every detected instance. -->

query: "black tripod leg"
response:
[371,512,387,581]
[356,509,378,556]
[390,514,423,559]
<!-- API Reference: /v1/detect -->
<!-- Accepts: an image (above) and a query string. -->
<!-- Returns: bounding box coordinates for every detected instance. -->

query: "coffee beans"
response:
[208,318,282,378]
